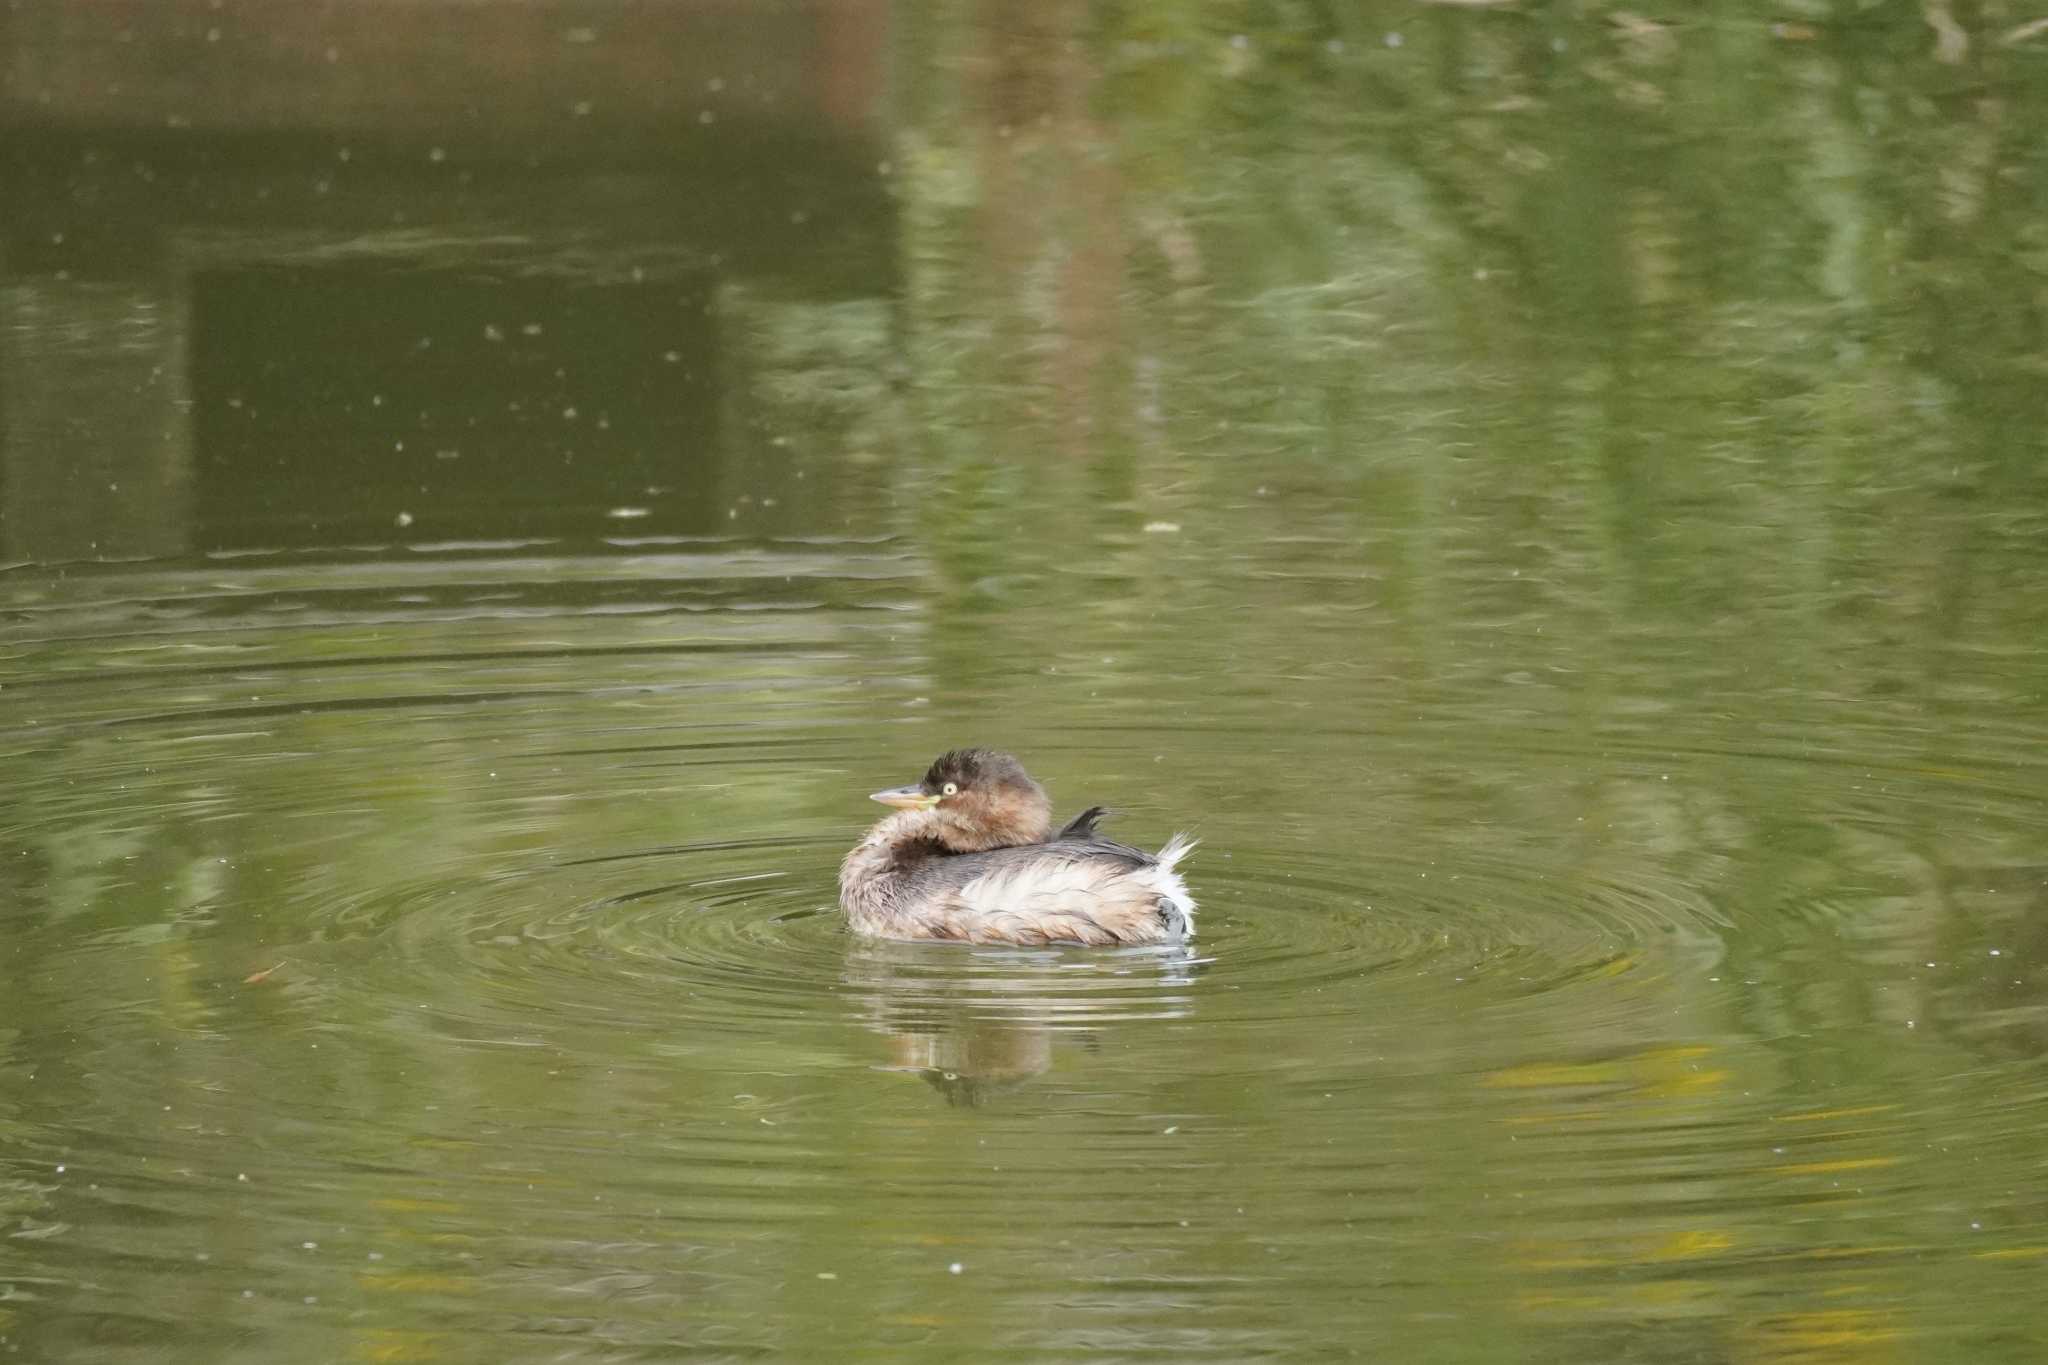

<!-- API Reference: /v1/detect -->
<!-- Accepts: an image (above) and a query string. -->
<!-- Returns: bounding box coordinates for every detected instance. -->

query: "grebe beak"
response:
[870,785,938,811]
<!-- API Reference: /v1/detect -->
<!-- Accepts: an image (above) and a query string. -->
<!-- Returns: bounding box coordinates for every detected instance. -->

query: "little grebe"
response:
[838,748,1197,947]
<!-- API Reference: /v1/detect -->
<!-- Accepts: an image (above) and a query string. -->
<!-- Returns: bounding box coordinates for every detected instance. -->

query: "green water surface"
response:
[4,3,2047,1361]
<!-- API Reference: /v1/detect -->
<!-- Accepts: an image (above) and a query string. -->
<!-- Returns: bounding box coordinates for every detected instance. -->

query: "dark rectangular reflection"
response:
[191,264,721,548]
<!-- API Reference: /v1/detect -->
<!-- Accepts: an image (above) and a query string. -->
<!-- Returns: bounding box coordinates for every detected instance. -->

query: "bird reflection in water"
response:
[839,937,1200,1106]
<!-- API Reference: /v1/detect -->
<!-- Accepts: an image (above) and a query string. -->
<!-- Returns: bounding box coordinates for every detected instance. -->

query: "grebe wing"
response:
[899,840,1192,946]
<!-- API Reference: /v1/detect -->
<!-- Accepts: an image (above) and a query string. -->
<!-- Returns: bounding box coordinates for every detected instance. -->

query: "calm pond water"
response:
[5,3,2048,1361]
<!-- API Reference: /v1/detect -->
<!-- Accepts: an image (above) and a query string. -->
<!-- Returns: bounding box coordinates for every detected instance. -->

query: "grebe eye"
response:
[941,782,958,796]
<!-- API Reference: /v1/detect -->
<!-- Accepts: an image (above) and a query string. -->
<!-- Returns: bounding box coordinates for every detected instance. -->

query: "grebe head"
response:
[868,748,1053,852]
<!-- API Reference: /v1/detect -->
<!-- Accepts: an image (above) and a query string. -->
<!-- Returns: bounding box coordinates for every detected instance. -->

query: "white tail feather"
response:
[1156,832,1198,872]
[1151,833,1198,929]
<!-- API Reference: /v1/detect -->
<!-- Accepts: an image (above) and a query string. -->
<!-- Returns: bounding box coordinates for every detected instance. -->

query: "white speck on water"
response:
[302,1242,317,1251]
[395,511,413,528]
[817,1271,836,1280]
[608,507,649,519]
[1143,521,1181,534]
[522,323,543,336]
[1163,1125,1179,1134]
[948,1262,964,1275]
[54,1165,64,1173]
[1385,31,1404,48]
[428,147,445,163]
